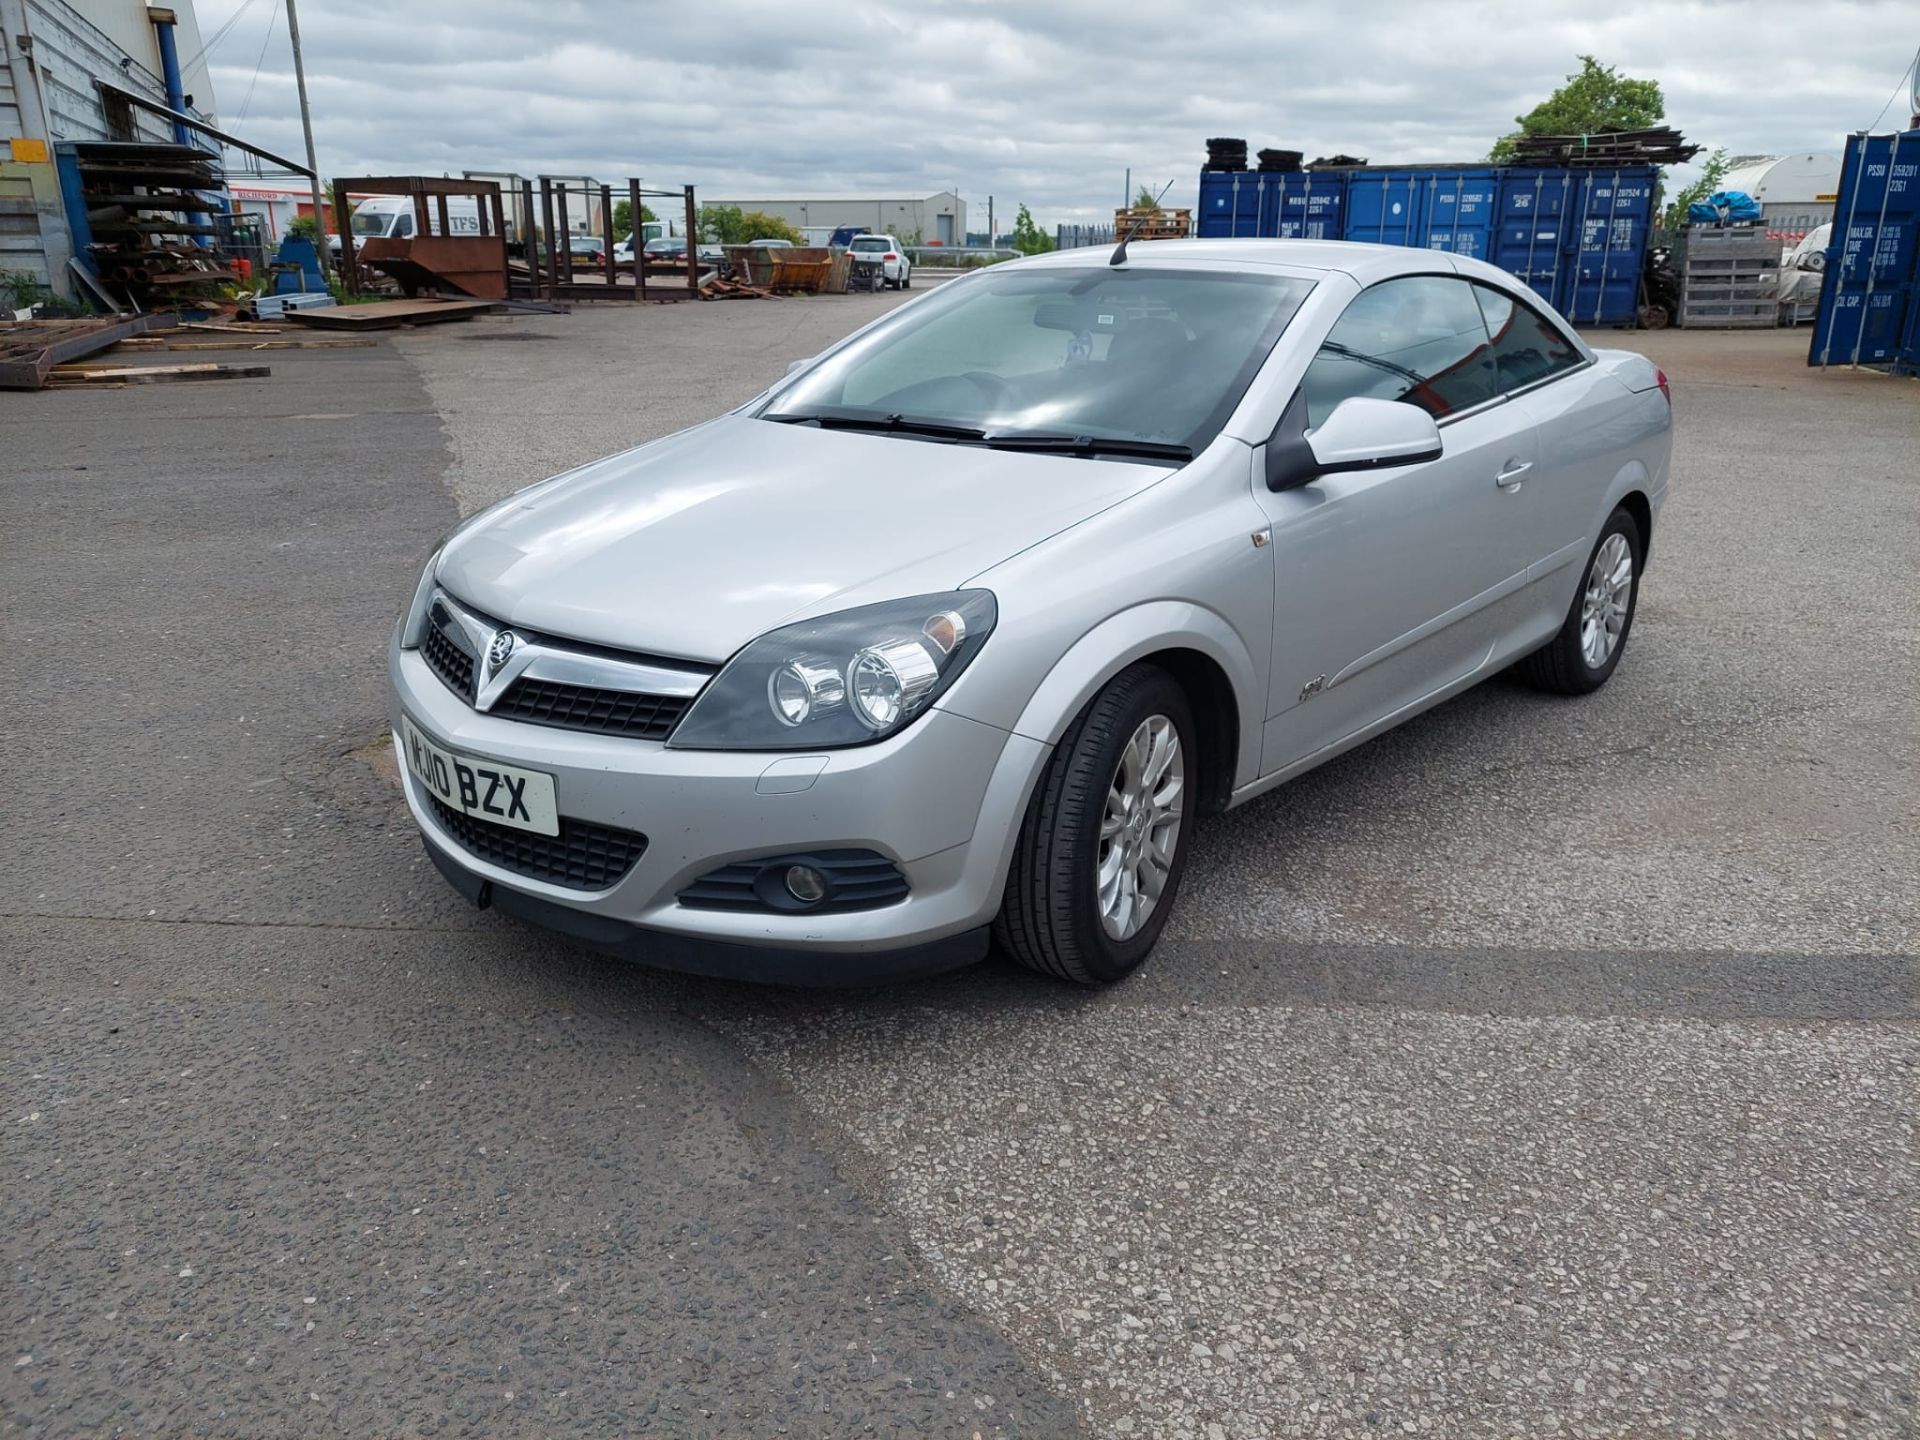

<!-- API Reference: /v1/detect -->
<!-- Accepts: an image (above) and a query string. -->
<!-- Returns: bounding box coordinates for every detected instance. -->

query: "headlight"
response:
[397,547,442,649]
[669,591,997,750]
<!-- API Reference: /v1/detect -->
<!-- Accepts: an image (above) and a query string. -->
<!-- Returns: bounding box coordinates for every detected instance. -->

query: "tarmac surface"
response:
[3,290,1916,1438]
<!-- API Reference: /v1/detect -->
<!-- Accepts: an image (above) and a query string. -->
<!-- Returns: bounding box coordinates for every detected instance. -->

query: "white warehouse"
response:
[703,191,965,246]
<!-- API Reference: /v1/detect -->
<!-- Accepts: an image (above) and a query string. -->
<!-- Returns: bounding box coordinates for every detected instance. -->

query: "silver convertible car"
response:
[390,239,1671,985]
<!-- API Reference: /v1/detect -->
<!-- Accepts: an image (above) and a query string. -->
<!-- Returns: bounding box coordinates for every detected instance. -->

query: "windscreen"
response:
[850,237,890,252]
[764,266,1314,453]
[350,211,391,237]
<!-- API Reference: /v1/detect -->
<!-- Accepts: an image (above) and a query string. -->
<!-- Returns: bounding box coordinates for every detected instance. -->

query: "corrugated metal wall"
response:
[2,0,188,295]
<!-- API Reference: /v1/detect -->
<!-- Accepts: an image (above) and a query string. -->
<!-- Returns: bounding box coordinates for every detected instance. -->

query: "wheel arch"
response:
[995,602,1261,813]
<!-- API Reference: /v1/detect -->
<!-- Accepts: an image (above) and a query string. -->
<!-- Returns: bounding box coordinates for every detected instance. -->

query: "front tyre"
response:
[1517,506,1643,695]
[994,664,1195,984]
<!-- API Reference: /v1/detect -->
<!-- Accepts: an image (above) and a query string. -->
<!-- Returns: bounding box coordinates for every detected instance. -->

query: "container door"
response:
[1810,130,1920,367]
[1199,173,1264,239]
[1270,174,1344,239]
[1423,169,1500,260]
[1297,178,1345,240]
[1564,169,1656,327]
[1494,169,1577,310]
[1260,174,1289,239]
[1197,173,1234,238]
[1343,171,1425,249]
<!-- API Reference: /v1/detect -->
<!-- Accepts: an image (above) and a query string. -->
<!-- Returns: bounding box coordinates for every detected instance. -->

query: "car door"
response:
[1253,274,1542,776]
[1470,282,1597,578]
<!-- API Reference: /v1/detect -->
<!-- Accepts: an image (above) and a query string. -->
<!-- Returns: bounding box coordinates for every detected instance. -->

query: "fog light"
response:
[784,864,827,903]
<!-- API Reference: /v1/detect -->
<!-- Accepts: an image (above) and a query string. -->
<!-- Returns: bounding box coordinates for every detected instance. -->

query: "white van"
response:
[330,195,484,258]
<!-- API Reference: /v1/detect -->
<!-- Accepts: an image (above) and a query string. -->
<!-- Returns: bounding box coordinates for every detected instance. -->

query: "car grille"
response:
[419,591,708,742]
[422,624,475,700]
[678,850,909,912]
[427,795,646,891]
[491,678,690,741]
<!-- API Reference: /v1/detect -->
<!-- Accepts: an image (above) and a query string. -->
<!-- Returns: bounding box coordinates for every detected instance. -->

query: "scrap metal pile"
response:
[71,142,237,306]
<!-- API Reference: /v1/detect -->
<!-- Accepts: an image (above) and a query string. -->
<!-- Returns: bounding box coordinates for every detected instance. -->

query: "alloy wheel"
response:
[1097,715,1184,940]
[1580,532,1634,669]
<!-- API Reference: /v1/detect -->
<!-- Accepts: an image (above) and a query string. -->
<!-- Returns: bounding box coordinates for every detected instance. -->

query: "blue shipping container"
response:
[1811,128,1920,372]
[1197,160,1656,326]
[1493,168,1581,311]
[1341,170,1428,248]
[1560,167,1660,327]
[1265,173,1346,240]
[1197,171,1346,239]
[1417,169,1501,259]
[1197,171,1265,237]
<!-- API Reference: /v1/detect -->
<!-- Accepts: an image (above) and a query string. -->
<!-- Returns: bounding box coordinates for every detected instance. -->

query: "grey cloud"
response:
[200,0,1918,223]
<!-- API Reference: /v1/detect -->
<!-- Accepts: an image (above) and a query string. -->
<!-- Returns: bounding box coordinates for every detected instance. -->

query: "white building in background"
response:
[1,0,220,292]
[1719,153,1843,245]
[703,191,966,246]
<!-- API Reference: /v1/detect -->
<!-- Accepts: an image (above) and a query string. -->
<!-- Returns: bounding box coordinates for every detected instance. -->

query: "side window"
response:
[392,212,415,239]
[1473,285,1584,393]
[1300,276,1496,426]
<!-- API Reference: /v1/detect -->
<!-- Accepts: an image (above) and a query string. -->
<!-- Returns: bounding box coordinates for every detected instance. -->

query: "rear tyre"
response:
[1517,507,1643,695]
[994,665,1195,984]
[902,270,912,289]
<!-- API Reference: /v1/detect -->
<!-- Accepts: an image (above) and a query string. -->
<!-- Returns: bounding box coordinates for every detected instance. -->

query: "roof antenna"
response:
[1111,178,1178,267]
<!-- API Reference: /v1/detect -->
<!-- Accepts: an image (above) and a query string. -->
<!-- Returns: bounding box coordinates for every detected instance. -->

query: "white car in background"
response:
[1779,223,1831,315]
[849,233,912,289]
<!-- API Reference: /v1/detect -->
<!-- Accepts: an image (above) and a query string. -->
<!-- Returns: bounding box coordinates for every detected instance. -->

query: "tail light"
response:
[883,253,898,262]
[1655,367,1670,405]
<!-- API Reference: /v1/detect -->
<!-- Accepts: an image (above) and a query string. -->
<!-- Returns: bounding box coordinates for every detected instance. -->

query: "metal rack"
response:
[1679,227,1781,328]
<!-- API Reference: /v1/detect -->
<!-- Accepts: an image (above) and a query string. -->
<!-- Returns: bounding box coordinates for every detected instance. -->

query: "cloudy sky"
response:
[195,0,1919,225]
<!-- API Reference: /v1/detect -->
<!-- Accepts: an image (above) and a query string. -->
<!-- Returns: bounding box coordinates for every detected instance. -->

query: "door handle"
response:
[1495,460,1533,488]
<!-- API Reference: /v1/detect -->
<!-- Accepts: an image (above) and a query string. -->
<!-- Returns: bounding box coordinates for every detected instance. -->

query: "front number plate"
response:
[401,715,560,838]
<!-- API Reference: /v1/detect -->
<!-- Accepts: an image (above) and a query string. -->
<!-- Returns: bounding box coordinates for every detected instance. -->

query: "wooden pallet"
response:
[45,361,273,386]
[283,298,502,330]
[1114,206,1192,240]
[0,314,161,390]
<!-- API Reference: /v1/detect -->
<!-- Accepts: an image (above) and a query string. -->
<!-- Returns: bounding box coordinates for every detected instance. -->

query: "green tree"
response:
[1133,184,1162,211]
[611,199,657,238]
[1659,147,1729,237]
[287,214,320,242]
[1009,203,1054,256]
[697,204,804,246]
[1489,56,1664,161]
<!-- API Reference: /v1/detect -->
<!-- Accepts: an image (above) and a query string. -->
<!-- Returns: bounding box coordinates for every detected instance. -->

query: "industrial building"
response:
[702,190,965,246]
[1719,152,1842,245]
[2,0,221,296]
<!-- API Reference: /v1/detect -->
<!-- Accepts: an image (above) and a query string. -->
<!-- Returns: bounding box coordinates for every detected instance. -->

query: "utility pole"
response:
[987,195,993,248]
[1124,167,1130,211]
[284,0,329,273]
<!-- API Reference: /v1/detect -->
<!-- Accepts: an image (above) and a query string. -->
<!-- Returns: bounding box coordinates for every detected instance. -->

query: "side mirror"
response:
[1306,397,1443,473]
[1265,394,1443,492]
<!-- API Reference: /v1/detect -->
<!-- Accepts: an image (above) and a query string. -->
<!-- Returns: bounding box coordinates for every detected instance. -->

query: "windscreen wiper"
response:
[761,410,987,442]
[981,432,1194,462]
[1316,340,1426,387]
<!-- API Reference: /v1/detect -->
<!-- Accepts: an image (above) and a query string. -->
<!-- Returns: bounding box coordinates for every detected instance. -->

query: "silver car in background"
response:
[390,239,1672,985]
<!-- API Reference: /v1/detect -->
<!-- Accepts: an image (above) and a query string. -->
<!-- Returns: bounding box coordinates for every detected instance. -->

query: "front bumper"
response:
[390,636,1047,980]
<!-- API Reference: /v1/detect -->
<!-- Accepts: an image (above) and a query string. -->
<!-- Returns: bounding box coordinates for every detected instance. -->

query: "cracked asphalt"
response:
[4,295,1917,1438]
